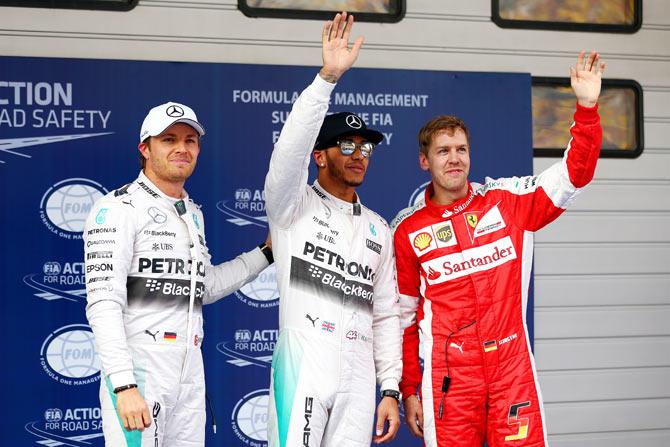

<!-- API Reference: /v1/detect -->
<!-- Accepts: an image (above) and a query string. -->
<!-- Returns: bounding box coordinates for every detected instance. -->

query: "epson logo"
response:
[86,263,113,274]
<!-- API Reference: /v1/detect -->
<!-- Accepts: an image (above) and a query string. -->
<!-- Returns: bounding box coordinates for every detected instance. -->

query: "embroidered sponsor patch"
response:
[421,236,517,284]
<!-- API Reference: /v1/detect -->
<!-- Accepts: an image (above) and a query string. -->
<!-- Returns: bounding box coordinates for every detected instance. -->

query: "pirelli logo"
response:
[421,236,517,284]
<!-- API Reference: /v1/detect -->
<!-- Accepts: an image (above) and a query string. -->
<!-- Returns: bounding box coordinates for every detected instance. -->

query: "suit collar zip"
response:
[312,180,362,216]
[424,182,475,219]
[136,171,193,216]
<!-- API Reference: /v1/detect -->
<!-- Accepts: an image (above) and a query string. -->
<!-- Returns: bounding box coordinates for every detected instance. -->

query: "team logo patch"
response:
[366,239,382,254]
[413,232,433,251]
[473,204,506,239]
[421,236,517,284]
[465,213,479,229]
[432,221,457,247]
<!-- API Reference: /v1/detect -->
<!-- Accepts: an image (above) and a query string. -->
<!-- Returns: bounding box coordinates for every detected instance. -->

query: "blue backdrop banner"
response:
[0,56,532,446]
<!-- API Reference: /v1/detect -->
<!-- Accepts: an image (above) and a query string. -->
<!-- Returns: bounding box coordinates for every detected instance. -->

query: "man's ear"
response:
[138,141,150,161]
[419,152,430,172]
[313,150,326,168]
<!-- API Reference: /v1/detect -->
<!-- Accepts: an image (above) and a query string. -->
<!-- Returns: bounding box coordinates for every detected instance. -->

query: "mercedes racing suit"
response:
[84,171,268,447]
[392,103,601,447]
[264,74,402,447]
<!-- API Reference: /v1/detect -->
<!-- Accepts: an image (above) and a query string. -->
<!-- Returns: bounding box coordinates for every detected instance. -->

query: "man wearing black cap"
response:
[264,12,402,447]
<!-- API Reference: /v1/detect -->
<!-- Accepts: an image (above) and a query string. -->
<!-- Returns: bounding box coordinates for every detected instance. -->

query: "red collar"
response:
[424,182,475,218]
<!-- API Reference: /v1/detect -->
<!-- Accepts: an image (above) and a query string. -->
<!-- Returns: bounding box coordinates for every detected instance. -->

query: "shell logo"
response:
[413,232,433,251]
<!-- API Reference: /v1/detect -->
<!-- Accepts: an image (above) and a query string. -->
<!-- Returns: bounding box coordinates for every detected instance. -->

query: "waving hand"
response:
[320,12,364,83]
[571,50,606,108]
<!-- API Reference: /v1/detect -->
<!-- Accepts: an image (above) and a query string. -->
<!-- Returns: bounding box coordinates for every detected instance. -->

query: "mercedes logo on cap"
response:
[166,105,185,117]
[345,114,363,129]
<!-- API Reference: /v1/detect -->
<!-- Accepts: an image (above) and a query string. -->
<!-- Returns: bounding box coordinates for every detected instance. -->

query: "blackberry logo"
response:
[308,265,323,279]
[145,279,162,292]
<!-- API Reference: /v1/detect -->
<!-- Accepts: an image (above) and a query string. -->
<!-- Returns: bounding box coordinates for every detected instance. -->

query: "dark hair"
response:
[418,115,470,156]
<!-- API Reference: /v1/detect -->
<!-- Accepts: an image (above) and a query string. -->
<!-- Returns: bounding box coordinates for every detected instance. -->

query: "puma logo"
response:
[145,330,158,341]
[449,341,464,354]
[305,314,319,327]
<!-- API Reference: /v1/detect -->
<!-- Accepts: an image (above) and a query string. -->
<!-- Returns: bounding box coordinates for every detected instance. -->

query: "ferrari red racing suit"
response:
[392,103,601,447]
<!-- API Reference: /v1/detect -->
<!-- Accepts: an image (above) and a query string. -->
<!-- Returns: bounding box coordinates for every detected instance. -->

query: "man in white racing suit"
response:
[264,12,402,447]
[84,101,273,446]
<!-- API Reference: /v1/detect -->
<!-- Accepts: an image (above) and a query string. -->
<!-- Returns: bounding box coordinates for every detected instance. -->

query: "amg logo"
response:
[86,251,113,260]
[303,396,313,447]
[153,401,161,446]
[365,239,382,254]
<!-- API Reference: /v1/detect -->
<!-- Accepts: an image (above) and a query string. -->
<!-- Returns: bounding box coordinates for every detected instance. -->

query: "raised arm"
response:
[264,12,363,228]
[492,50,605,232]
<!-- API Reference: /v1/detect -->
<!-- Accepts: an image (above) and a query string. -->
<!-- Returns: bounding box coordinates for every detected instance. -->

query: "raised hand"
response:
[570,50,605,108]
[320,12,364,83]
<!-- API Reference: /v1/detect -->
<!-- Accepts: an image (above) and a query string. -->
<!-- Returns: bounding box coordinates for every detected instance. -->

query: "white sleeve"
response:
[264,74,335,228]
[372,223,403,392]
[198,209,269,304]
[84,199,136,389]
[203,248,269,305]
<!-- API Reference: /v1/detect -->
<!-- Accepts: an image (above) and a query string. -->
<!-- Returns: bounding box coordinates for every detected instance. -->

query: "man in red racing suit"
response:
[392,51,605,447]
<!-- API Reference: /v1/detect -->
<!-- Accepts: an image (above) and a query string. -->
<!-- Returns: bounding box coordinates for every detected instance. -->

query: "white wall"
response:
[1,0,668,445]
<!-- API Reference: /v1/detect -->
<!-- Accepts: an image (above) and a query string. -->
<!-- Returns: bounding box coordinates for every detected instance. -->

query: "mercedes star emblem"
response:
[166,105,185,117]
[345,115,363,129]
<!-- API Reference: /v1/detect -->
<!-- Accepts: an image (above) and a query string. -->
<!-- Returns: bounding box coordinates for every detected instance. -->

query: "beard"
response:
[325,152,366,187]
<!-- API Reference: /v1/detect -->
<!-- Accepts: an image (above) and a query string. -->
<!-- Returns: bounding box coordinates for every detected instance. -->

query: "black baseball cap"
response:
[314,112,384,150]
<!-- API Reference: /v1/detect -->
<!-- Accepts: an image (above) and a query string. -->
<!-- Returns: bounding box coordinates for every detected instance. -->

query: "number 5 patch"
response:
[505,401,531,441]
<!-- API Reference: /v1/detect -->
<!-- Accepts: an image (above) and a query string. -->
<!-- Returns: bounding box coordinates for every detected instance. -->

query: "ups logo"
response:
[435,224,453,243]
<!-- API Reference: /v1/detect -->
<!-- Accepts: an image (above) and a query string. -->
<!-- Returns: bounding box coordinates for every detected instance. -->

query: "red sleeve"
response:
[500,102,602,232]
[393,222,422,398]
[400,320,422,398]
